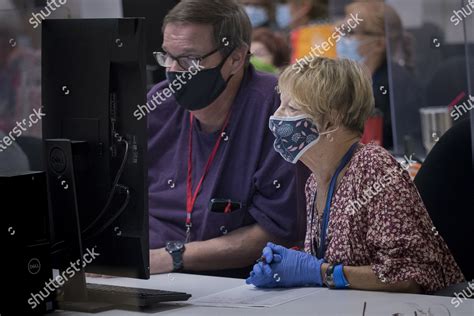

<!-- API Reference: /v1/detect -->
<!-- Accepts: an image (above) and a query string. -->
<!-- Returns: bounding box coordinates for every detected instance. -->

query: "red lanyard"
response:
[185,112,231,242]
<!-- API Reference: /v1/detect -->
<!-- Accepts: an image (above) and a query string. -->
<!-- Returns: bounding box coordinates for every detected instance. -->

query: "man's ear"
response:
[228,45,249,75]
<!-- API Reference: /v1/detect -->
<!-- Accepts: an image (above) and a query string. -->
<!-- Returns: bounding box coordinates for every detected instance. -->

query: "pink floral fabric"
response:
[304,142,464,293]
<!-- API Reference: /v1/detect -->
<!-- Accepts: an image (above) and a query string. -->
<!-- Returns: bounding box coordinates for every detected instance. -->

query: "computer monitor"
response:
[42,18,153,312]
[42,18,191,312]
[122,0,179,86]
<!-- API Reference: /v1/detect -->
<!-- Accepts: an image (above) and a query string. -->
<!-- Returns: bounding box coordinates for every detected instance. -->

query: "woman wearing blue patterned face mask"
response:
[269,113,338,164]
[246,57,464,295]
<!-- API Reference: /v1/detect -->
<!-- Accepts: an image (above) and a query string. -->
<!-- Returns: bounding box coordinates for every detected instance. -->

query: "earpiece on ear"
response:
[326,133,334,143]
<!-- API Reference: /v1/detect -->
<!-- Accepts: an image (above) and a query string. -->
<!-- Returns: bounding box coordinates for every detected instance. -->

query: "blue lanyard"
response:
[315,142,359,259]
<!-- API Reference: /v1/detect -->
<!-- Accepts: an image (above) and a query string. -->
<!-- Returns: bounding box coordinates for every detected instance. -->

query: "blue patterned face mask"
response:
[269,114,335,164]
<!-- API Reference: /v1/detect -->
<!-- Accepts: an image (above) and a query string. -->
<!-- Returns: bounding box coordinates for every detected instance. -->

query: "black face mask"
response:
[166,51,234,111]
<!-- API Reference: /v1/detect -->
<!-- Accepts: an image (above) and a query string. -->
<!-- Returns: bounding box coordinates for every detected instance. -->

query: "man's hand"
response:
[150,248,173,274]
[149,224,285,274]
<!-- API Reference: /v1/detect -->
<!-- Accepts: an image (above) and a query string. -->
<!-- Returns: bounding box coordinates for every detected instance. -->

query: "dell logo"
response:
[28,258,41,275]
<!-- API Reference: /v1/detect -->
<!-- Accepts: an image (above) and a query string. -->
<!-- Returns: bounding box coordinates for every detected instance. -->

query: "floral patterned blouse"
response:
[304,142,464,293]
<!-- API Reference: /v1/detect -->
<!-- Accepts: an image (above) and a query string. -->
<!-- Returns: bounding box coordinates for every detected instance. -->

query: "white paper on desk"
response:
[189,285,322,308]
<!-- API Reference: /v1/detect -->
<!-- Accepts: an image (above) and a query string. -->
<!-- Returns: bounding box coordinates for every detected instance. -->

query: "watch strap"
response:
[325,264,336,288]
[170,251,184,272]
[166,241,185,272]
[333,264,350,289]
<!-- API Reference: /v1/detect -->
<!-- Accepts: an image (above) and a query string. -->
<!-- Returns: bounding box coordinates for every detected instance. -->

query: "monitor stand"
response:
[57,295,115,313]
[45,139,116,313]
[45,139,191,313]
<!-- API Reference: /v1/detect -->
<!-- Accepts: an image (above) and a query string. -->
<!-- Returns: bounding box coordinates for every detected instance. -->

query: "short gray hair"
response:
[163,0,251,56]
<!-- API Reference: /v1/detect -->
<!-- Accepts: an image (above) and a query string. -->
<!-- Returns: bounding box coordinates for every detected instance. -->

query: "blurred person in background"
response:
[0,8,41,138]
[0,13,20,133]
[250,27,291,74]
[239,0,276,29]
[280,0,329,31]
[0,3,30,171]
[336,1,421,150]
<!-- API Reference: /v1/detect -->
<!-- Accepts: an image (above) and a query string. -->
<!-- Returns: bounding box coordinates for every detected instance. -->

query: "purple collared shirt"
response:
[147,66,298,249]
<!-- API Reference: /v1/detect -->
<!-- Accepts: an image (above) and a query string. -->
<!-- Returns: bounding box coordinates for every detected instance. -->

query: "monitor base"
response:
[57,300,115,313]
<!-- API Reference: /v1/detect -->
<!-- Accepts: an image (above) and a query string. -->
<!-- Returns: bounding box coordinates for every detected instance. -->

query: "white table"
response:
[53,273,474,315]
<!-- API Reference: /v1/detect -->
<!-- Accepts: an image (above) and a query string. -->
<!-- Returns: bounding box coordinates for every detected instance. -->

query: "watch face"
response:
[166,241,184,252]
[325,265,336,288]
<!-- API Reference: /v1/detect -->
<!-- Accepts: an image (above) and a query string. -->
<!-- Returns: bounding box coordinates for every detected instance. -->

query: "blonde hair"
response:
[278,57,374,134]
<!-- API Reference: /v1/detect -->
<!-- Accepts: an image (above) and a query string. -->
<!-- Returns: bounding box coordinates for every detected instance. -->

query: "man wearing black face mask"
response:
[147,0,301,277]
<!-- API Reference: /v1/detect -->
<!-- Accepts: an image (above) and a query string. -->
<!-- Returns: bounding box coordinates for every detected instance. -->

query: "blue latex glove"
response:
[245,242,324,288]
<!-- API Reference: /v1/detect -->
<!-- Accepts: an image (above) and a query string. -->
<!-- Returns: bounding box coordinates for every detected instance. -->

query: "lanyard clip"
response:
[185,223,192,243]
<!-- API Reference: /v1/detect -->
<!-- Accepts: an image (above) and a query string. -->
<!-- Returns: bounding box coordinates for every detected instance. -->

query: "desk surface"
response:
[53,274,474,316]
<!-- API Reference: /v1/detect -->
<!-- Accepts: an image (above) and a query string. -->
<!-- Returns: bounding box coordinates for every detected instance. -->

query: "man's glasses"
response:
[153,47,220,70]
